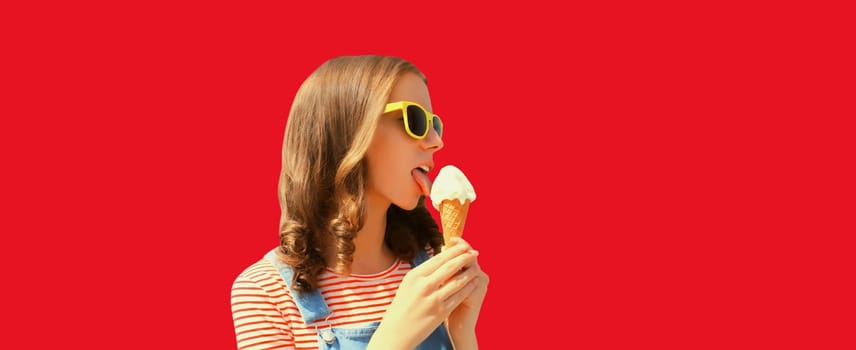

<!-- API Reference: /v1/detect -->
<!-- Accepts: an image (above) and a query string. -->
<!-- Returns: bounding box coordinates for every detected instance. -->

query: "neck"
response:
[327,192,396,275]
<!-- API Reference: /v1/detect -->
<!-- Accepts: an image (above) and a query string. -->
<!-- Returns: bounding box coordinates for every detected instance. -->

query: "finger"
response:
[468,260,484,274]
[440,237,472,255]
[438,264,480,297]
[429,250,478,284]
[444,236,465,248]
[414,239,473,275]
[442,277,479,311]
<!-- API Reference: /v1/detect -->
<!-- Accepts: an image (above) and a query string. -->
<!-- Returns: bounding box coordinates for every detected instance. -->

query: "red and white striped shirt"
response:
[231,254,413,350]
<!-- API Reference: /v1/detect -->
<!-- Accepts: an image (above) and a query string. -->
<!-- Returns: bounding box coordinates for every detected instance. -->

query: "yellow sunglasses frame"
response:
[384,101,444,139]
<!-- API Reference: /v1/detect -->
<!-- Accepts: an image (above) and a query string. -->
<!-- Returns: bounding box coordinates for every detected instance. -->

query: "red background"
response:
[2,1,853,349]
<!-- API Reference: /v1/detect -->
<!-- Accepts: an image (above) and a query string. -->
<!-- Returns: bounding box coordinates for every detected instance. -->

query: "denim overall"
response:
[264,248,452,350]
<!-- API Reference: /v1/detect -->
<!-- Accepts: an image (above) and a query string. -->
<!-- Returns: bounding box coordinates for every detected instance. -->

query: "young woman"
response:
[231,55,488,349]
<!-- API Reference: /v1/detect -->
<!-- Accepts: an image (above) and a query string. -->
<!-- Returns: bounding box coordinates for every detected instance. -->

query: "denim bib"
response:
[264,248,452,349]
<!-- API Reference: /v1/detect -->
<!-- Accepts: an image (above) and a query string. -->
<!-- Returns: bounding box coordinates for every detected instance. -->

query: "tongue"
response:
[411,169,432,197]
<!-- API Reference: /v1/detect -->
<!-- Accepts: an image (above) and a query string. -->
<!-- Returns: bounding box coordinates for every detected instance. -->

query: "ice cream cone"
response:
[440,199,470,242]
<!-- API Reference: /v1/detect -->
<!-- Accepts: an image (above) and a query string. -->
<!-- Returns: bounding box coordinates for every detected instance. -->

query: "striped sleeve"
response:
[231,273,296,350]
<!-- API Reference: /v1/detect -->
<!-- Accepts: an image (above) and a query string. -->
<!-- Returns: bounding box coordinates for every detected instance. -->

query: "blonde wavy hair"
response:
[277,55,443,292]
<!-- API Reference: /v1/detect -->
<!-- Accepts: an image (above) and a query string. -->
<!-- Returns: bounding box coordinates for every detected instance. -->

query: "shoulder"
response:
[231,256,290,301]
[231,255,300,321]
[231,256,299,348]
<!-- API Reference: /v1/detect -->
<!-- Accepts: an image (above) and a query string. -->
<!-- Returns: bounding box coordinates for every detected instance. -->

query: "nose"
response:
[421,127,444,152]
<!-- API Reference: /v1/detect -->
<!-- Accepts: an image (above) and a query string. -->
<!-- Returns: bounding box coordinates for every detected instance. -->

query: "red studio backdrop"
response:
[2,1,854,349]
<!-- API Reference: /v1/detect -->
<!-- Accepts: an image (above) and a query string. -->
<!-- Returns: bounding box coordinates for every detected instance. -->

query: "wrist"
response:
[446,317,477,336]
[447,324,478,350]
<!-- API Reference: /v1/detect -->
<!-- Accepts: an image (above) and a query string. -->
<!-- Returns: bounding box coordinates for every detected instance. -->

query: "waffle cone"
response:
[440,199,470,243]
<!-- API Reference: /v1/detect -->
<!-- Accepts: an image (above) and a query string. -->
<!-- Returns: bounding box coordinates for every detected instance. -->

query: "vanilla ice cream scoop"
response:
[430,165,477,209]
[430,165,476,241]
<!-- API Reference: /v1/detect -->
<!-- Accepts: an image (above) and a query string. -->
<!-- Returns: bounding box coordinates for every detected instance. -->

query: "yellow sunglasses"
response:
[384,101,444,139]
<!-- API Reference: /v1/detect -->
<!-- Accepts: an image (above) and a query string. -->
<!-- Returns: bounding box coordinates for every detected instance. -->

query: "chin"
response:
[394,196,421,211]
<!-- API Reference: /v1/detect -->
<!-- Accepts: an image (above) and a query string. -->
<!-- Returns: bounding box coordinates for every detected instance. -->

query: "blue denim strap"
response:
[411,247,431,267]
[264,248,331,324]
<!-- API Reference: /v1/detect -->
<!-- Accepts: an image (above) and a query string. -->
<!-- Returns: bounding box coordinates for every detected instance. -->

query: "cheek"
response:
[368,147,403,181]
[367,136,397,182]
[365,122,423,190]
[369,127,408,166]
